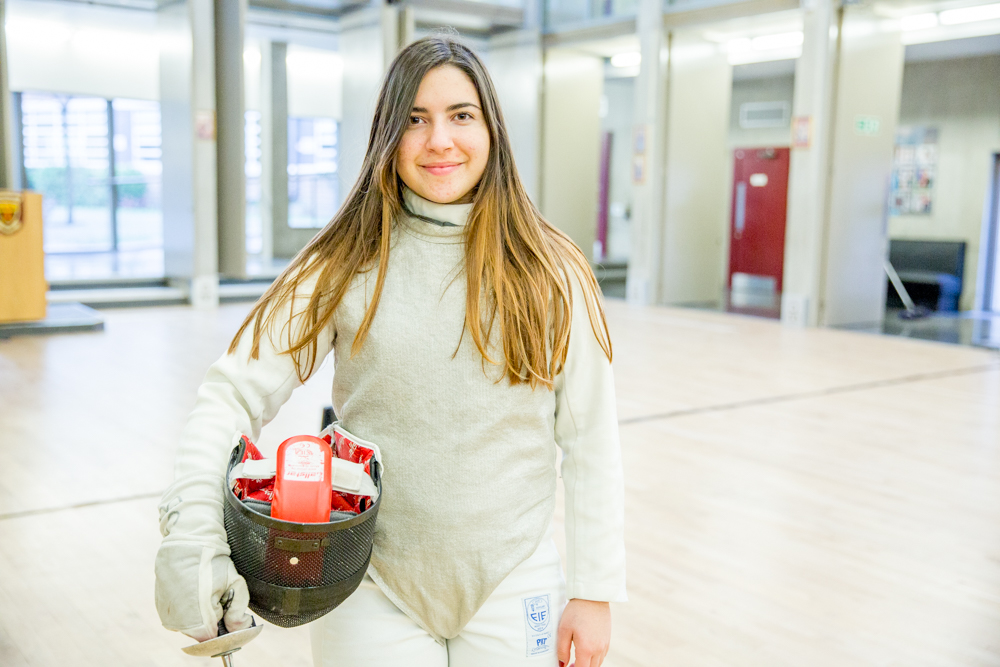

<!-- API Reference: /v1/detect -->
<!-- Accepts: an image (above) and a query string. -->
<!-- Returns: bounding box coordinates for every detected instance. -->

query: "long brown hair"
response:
[231,36,611,389]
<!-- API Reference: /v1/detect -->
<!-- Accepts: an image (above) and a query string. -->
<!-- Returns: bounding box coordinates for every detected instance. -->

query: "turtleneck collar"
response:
[402,186,474,228]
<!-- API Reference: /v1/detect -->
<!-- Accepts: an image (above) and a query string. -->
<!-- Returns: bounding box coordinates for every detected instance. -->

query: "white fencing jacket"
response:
[170,188,627,641]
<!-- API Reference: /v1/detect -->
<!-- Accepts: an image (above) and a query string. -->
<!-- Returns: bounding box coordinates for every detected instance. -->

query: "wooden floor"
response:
[0,300,998,666]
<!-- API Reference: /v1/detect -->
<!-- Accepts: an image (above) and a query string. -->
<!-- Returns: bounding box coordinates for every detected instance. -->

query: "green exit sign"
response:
[854,115,881,136]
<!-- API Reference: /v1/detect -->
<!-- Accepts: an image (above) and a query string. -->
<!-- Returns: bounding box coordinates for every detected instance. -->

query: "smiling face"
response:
[395,64,491,205]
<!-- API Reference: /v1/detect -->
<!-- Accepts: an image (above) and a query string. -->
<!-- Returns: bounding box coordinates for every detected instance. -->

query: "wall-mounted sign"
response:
[632,155,646,185]
[633,125,647,155]
[890,126,938,216]
[854,115,881,136]
[791,115,811,149]
[195,110,217,141]
[0,191,23,236]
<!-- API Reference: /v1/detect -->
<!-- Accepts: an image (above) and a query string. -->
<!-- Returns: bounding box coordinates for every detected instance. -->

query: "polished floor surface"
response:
[1,300,998,666]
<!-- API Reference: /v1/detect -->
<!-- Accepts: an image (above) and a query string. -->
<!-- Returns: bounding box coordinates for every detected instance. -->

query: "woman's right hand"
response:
[154,473,252,641]
[154,545,251,641]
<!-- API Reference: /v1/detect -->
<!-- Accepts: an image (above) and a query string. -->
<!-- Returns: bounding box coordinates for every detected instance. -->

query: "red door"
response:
[728,147,790,295]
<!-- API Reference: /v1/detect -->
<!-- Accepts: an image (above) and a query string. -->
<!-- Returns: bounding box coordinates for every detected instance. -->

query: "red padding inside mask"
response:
[233,434,376,515]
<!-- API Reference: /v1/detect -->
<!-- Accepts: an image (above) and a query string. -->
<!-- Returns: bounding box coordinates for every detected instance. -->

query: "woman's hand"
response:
[556,598,611,667]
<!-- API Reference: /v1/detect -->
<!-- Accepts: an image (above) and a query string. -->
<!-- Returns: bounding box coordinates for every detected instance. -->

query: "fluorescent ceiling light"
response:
[610,52,641,68]
[939,2,1000,24]
[726,30,804,63]
[900,12,939,30]
[728,47,802,65]
[750,31,804,50]
[726,37,753,53]
[286,49,342,78]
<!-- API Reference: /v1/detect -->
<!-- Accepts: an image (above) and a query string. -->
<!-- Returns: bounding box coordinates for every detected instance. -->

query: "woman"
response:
[155,36,626,667]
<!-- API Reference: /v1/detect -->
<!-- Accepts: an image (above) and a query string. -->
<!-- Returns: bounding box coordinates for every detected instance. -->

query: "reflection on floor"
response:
[1,302,999,665]
[45,249,164,282]
[846,308,1000,350]
[45,251,289,284]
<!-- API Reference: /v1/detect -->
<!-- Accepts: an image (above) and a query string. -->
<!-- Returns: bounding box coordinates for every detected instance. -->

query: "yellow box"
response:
[0,191,47,324]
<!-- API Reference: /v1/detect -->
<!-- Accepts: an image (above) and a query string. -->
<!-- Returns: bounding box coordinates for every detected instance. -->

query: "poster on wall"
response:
[889,126,938,216]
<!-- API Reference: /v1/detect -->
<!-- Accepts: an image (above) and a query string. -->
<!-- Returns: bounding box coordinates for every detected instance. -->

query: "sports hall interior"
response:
[1,0,999,664]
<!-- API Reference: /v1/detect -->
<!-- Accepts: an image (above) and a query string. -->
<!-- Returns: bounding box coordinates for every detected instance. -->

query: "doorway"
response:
[727,146,790,317]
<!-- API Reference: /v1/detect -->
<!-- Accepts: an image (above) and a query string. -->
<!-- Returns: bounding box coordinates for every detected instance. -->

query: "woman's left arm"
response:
[553,272,627,667]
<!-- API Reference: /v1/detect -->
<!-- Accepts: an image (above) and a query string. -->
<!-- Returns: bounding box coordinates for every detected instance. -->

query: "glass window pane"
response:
[288,116,338,229]
[22,92,112,253]
[112,98,163,254]
[245,110,263,254]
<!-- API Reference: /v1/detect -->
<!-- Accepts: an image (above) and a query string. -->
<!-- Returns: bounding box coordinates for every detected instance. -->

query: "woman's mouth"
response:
[421,162,462,176]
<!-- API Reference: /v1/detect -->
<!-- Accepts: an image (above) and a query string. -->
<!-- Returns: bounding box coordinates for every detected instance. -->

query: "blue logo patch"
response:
[522,594,554,657]
[523,595,550,632]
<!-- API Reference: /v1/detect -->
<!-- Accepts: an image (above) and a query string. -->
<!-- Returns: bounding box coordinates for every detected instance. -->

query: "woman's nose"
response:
[426,120,454,152]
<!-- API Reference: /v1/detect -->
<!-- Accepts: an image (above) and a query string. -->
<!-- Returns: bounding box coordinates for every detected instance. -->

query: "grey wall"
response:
[729,72,794,149]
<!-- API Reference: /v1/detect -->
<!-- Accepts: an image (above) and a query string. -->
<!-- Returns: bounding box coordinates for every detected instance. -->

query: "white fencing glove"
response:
[155,472,253,642]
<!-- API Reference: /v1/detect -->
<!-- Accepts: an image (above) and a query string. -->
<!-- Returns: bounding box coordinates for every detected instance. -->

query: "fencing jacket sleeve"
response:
[160,273,333,561]
[554,271,628,604]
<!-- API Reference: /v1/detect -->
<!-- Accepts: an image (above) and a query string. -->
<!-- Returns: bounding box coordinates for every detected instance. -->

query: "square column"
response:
[540,48,603,261]
[659,32,732,306]
[337,5,399,200]
[783,0,904,327]
[159,0,220,308]
[488,29,544,203]
[627,0,670,305]
[214,0,248,278]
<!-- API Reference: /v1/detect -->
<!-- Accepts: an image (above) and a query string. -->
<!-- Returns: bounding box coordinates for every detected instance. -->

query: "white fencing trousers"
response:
[310,532,567,666]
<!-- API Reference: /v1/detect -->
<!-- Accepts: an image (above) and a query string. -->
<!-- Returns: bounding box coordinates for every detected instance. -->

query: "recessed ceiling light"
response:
[610,52,641,68]
[750,31,804,51]
[900,13,939,30]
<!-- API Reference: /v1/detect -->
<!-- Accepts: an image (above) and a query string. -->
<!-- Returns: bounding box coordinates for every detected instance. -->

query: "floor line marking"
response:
[3,365,996,520]
[619,362,1000,426]
[0,491,163,522]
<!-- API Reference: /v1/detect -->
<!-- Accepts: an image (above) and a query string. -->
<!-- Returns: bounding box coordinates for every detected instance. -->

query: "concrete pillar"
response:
[822,10,903,326]
[337,6,398,201]
[0,0,16,190]
[659,31,732,306]
[782,0,839,326]
[398,6,416,49]
[488,29,544,202]
[783,0,904,327]
[540,48,603,262]
[627,0,670,304]
[268,42,302,260]
[159,0,219,308]
[214,0,247,278]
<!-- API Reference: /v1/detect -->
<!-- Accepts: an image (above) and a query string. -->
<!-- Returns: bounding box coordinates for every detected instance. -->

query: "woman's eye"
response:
[409,116,423,125]
[455,112,472,121]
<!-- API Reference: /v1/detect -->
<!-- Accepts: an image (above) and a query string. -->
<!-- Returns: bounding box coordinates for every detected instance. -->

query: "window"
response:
[243,113,339,252]
[245,109,263,254]
[288,117,337,229]
[19,92,163,278]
